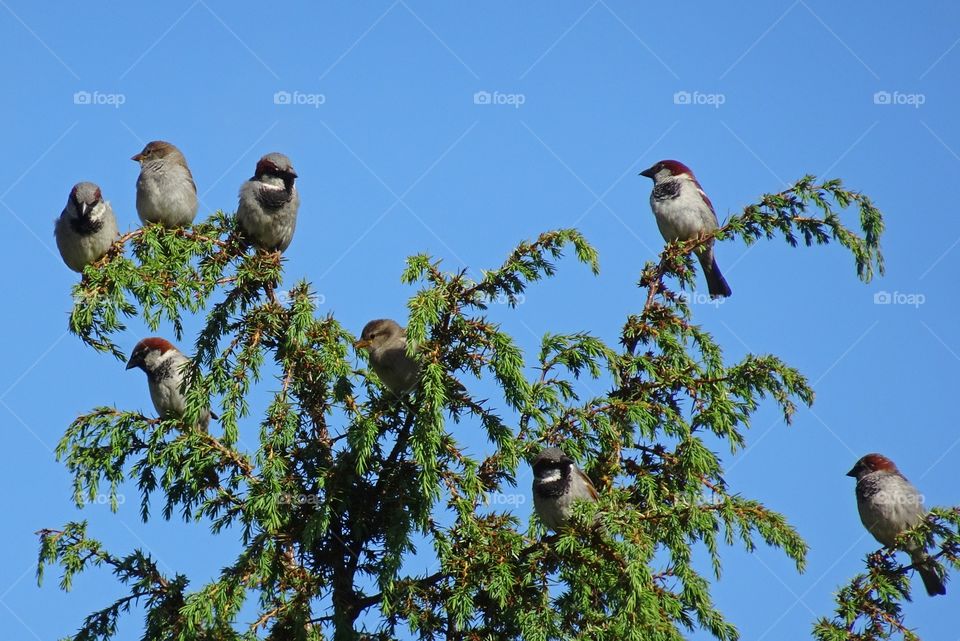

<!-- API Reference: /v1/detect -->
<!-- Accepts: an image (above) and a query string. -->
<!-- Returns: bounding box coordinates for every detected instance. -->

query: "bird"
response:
[236,152,300,252]
[54,181,119,272]
[131,140,198,227]
[531,446,599,532]
[353,319,419,396]
[639,159,732,298]
[126,337,215,431]
[847,453,946,596]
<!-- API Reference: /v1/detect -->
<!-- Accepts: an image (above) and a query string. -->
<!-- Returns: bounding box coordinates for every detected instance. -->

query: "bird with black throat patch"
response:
[126,337,216,431]
[531,446,599,532]
[55,181,119,272]
[236,152,300,253]
[639,159,731,298]
[847,453,946,596]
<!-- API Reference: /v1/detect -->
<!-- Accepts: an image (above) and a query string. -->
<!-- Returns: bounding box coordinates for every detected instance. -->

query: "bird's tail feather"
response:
[915,556,947,596]
[698,252,732,298]
[910,551,947,596]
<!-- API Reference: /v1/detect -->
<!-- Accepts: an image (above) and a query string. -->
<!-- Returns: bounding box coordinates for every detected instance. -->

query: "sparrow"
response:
[54,181,119,272]
[132,141,198,227]
[531,446,599,532]
[639,160,732,298]
[236,152,300,252]
[847,453,946,596]
[126,337,215,431]
[353,319,419,396]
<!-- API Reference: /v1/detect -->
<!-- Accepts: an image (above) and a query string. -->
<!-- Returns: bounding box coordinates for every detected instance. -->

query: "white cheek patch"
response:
[541,469,561,482]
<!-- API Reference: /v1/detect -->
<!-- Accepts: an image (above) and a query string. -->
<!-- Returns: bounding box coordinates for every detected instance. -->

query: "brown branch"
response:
[251,604,285,632]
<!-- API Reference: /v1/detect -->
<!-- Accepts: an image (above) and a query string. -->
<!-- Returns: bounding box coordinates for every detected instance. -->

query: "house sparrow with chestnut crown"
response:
[531,447,599,532]
[237,152,300,252]
[848,453,946,596]
[132,141,198,227]
[126,337,215,431]
[54,181,119,272]
[639,160,731,298]
[353,319,419,396]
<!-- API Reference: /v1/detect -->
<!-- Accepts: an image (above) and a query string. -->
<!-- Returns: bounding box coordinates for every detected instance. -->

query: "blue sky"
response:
[2,1,957,638]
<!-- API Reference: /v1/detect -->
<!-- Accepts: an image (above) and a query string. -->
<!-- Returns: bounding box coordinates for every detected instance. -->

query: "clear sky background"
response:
[1,2,957,639]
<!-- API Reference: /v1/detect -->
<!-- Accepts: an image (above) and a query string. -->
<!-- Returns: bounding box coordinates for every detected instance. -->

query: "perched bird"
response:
[353,319,419,396]
[54,182,119,272]
[132,141,198,227]
[236,152,300,252]
[126,337,215,431]
[531,447,599,532]
[847,453,946,596]
[639,160,731,298]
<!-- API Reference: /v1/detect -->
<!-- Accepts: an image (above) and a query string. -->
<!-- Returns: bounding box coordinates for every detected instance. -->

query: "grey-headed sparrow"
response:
[237,152,300,252]
[532,447,599,532]
[55,181,119,272]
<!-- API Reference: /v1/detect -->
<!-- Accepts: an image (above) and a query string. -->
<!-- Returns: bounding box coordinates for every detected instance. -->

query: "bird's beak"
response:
[131,152,144,163]
[639,166,656,178]
[845,465,858,477]
[125,356,138,370]
[79,202,91,217]
[287,169,298,179]
[353,339,371,350]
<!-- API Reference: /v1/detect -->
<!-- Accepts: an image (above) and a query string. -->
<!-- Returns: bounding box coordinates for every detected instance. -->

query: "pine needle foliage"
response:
[36,177,944,640]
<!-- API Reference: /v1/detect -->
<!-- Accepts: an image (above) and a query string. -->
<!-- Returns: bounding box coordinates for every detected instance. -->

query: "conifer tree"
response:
[37,175,958,640]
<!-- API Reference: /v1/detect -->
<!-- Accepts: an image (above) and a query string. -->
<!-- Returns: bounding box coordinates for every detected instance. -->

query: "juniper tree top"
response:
[38,175,960,640]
